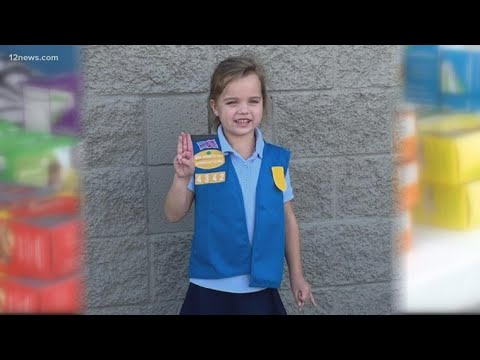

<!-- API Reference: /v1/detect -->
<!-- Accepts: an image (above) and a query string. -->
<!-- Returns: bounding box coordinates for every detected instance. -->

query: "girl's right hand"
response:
[174,132,195,179]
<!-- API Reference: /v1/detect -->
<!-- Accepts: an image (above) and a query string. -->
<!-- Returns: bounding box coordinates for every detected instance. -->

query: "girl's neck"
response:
[223,130,256,160]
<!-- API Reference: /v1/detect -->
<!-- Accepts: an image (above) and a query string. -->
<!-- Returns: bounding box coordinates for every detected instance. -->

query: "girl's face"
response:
[210,73,263,139]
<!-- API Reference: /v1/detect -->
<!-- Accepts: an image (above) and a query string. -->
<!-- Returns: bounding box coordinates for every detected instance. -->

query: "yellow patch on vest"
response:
[272,166,286,192]
[194,150,225,170]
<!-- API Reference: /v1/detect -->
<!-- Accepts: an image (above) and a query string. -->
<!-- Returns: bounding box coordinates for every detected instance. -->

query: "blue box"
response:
[404,45,441,107]
[440,47,480,112]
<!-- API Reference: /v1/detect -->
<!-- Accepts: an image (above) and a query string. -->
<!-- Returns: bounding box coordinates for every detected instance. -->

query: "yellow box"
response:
[413,180,480,229]
[417,113,480,185]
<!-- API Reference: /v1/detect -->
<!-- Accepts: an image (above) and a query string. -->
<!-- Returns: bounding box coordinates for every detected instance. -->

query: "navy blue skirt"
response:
[179,282,287,315]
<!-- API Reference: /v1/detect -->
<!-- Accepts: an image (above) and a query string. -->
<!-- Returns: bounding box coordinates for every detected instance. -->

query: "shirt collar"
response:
[217,125,265,159]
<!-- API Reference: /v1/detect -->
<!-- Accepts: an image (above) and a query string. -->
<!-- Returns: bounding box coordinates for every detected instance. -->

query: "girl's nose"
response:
[238,104,249,114]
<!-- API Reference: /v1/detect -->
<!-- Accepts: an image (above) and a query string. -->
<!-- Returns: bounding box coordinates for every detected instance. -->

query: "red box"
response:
[0,274,83,314]
[8,195,80,218]
[0,184,79,218]
[0,215,83,279]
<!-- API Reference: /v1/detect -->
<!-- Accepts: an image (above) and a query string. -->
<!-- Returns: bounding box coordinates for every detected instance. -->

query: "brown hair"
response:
[208,55,270,131]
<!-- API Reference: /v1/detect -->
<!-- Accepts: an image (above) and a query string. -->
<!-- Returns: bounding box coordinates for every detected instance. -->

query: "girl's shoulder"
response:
[263,142,291,163]
[264,141,290,153]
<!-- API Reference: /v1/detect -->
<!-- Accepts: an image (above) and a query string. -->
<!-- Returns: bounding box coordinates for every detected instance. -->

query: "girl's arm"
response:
[164,132,195,223]
[285,200,317,309]
[164,175,194,222]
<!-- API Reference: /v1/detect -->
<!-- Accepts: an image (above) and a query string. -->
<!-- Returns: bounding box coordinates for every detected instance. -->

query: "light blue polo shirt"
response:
[187,126,294,293]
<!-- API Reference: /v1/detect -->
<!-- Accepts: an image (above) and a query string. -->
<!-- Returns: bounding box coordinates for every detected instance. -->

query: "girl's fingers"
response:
[177,135,183,156]
[187,133,193,154]
[182,132,187,153]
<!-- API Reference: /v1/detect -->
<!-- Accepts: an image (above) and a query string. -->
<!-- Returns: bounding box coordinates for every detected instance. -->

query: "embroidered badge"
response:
[196,139,219,150]
[195,171,226,185]
[194,149,225,170]
[271,166,286,192]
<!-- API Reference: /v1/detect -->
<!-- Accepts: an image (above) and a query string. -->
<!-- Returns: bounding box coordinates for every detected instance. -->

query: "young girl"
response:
[164,55,316,315]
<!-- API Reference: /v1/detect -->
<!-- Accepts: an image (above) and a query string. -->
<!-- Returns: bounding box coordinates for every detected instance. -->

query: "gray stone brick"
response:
[299,219,393,287]
[83,45,212,95]
[274,89,396,157]
[86,236,148,307]
[335,45,403,88]
[336,156,394,218]
[82,96,144,167]
[289,159,335,223]
[150,233,192,302]
[83,167,146,237]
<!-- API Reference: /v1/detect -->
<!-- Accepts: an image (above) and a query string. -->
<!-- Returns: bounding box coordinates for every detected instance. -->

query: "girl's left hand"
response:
[290,275,317,311]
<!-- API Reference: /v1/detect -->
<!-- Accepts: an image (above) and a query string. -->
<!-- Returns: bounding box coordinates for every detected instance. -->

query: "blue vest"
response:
[190,135,290,288]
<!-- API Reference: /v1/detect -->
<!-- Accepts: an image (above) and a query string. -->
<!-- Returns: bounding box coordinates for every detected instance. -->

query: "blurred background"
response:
[0,45,83,314]
[396,45,480,313]
[0,46,408,315]
[7,45,466,315]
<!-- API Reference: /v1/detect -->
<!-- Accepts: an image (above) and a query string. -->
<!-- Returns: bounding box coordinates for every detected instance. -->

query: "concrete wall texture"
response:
[82,45,402,315]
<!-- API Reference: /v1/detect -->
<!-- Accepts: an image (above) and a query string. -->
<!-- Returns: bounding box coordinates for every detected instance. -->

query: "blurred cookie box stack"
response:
[400,45,480,241]
[0,69,83,314]
[393,104,419,252]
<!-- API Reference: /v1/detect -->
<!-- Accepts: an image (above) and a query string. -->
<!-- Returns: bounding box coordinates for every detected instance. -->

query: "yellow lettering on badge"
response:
[194,150,225,170]
[195,171,226,185]
[272,166,286,192]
